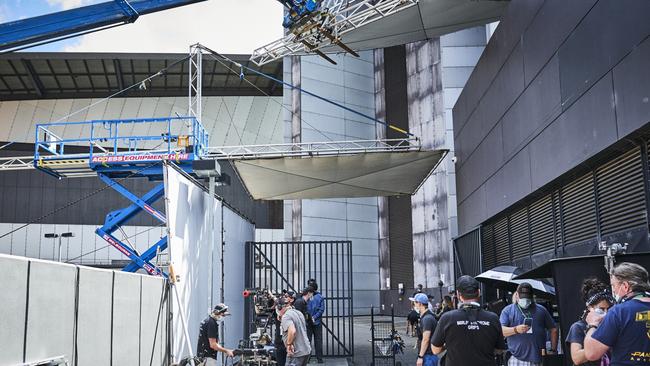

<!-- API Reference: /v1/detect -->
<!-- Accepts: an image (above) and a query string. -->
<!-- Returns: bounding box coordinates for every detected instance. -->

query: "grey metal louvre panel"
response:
[597,147,647,235]
[561,172,597,245]
[494,217,510,265]
[552,191,563,246]
[509,207,530,260]
[481,224,496,269]
[529,194,555,254]
[388,196,414,288]
[454,228,481,276]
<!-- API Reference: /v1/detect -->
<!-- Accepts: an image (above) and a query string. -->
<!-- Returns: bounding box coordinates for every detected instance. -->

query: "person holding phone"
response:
[500,283,558,366]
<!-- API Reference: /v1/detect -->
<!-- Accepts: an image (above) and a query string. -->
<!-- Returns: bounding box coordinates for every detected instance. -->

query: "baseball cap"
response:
[275,296,290,309]
[456,275,480,296]
[516,282,533,299]
[213,303,231,316]
[409,293,429,305]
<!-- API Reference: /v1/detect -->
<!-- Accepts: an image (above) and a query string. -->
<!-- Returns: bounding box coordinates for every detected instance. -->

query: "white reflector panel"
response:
[232,150,446,200]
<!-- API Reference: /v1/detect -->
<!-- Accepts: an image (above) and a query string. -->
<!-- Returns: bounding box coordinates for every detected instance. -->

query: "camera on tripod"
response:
[237,288,284,365]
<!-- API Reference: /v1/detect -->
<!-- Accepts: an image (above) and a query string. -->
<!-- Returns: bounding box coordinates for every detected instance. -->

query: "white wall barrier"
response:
[0,254,168,366]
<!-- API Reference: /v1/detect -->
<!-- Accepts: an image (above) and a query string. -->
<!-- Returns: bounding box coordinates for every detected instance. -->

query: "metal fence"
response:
[244,240,354,358]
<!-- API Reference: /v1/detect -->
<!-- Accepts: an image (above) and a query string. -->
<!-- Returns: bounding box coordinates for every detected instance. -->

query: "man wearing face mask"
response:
[197,303,235,365]
[500,283,558,366]
[431,275,506,366]
[584,262,650,365]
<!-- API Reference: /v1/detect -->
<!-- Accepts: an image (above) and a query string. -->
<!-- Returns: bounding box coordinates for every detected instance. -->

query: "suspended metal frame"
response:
[0,138,421,172]
[250,0,419,66]
[206,138,420,159]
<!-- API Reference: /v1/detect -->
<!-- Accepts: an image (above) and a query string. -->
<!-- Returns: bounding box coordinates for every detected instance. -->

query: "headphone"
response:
[459,301,482,322]
[619,291,650,304]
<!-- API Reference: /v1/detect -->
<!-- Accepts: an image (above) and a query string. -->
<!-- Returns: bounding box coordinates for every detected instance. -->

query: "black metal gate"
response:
[244,240,354,358]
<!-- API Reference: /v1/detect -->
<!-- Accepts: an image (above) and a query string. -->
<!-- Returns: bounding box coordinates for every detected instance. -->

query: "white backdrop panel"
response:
[221,207,254,343]
[165,165,253,362]
[166,166,220,361]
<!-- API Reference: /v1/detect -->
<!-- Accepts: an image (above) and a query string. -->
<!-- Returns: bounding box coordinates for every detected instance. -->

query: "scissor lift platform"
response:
[32,116,208,277]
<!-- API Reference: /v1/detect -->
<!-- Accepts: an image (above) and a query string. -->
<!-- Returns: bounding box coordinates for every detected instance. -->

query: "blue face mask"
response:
[517,298,532,309]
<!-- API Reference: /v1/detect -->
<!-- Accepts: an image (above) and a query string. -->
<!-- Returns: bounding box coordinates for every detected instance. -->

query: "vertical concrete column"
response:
[374,49,391,291]
[290,56,302,285]
[406,40,451,292]
[291,55,302,243]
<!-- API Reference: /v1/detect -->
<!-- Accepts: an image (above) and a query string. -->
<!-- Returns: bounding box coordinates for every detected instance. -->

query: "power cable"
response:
[0,142,15,151]
[0,161,163,240]
[204,51,336,143]
[201,45,415,139]
[217,94,246,146]
[64,223,166,263]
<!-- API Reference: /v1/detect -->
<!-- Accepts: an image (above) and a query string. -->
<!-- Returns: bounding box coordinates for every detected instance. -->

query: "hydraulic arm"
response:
[0,0,206,52]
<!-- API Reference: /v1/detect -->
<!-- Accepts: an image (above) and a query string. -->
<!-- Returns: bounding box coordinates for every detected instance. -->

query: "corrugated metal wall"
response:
[453,228,481,277]
[479,141,650,270]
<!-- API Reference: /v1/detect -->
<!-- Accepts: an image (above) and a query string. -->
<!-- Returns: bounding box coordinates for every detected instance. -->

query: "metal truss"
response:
[0,138,420,172]
[205,138,420,159]
[250,0,419,66]
[188,44,203,121]
[0,155,35,171]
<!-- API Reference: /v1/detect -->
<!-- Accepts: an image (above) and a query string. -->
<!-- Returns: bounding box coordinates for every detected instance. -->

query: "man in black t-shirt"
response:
[431,276,506,366]
[197,303,235,365]
[410,292,438,366]
[293,287,313,323]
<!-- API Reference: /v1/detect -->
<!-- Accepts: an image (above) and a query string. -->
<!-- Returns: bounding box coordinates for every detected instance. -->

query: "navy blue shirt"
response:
[591,299,650,365]
[566,320,601,366]
[417,310,437,355]
[500,303,556,363]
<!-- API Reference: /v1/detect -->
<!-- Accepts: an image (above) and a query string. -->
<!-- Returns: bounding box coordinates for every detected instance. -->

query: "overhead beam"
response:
[21,59,45,97]
[113,58,125,90]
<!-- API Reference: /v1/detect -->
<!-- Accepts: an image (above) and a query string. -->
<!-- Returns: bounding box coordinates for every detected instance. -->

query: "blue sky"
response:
[0,0,283,53]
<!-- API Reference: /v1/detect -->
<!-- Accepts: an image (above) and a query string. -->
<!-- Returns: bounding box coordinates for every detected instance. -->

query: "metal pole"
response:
[58,235,62,262]
[208,176,215,311]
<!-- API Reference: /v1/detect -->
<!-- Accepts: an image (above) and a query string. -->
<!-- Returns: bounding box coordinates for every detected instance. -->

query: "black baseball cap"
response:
[516,282,533,299]
[276,296,290,309]
[456,275,480,297]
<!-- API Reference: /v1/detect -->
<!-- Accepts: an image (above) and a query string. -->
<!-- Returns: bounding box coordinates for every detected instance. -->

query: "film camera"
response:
[236,288,284,365]
[242,288,279,346]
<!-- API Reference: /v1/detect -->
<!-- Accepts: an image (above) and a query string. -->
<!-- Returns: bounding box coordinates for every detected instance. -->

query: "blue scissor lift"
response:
[34,116,209,277]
